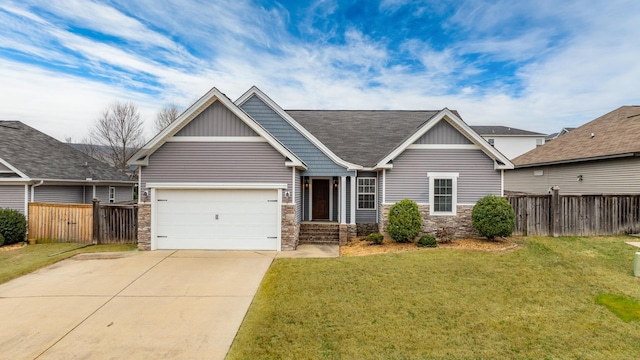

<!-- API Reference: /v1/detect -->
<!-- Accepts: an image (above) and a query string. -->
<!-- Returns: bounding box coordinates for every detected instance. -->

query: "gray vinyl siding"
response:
[114,186,134,202]
[94,186,110,203]
[505,157,640,195]
[378,171,384,223]
[175,101,258,137]
[33,185,84,203]
[303,186,309,221]
[415,121,472,144]
[141,142,292,199]
[332,185,338,221]
[386,149,501,203]
[240,95,350,176]
[356,171,377,223]
[346,177,351,223]
[295,170,301,223]
[0,185,25,213]
[84,186,93,203]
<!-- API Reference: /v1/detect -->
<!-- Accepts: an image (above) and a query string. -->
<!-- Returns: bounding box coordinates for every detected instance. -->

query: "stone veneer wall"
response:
[137,203,151,250]
[281,204,299,251]
[357,223,379,237]
[380,204,476,240]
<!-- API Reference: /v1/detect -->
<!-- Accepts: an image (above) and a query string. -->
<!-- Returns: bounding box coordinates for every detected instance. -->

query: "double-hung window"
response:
[428,173,458,215]
[109,186,116,203]
[357,178,376,210]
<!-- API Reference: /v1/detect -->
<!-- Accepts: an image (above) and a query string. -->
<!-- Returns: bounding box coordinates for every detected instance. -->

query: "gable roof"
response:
[0,121,131,182]
[471,126,546,136]
[128,87,306,169]
[513,106,640,167]
[545,127,575,140]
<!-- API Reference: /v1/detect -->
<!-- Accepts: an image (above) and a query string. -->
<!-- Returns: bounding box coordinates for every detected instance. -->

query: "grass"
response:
[596,293,640,322]
[228,236,640,359]
[0,243,137,285]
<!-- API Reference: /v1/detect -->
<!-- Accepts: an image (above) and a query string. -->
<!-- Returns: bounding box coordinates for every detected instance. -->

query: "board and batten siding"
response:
[33,185,84,204]
[385,149,501,203]
[175,101,258,137]
[505,157,640,195]
[415,120,472,145]
[240,95,350,176]
[356,171,377,223]
[0,185,25,213]
[141,142,292,197]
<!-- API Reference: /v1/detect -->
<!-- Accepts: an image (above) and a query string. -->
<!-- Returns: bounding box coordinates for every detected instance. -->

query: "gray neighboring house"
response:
[471,126,547,160]
[506,106,640,195]
[129,86,513,251]
[0,121,135,216]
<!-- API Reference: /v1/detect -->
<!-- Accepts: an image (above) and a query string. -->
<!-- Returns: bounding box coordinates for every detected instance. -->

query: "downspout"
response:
[31,180,44,202]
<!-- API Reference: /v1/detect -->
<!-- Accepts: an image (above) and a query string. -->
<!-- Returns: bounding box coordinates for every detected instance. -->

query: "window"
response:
[428,173,458,215]
[487,138,495,146]
[109,186,116,203]
[357,178,376,209]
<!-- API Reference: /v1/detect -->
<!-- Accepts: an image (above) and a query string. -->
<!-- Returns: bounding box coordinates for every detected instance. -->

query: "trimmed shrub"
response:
[417,235,437,248]
[366,232,384,245]
[471,195,515,240]
[0,233,4,247]
[0,208,27,245]
[387,199,422,243]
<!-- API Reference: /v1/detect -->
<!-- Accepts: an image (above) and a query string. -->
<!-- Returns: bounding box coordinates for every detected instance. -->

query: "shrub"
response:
[417,235,437,248]
[366,232,384,245]
[0,232,4,247]
[471,195,515,240]
[387,199,422,243]
[0,208,27,245]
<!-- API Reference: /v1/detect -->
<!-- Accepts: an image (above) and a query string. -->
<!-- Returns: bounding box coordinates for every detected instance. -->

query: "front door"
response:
[312,179,330,220]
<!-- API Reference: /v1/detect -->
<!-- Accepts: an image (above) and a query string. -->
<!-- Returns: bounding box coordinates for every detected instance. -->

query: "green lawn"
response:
[0,243,137,285]
[228,236,640,359]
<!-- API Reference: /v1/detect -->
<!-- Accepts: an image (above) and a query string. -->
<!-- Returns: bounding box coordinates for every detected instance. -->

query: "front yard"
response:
[228,236,640,359]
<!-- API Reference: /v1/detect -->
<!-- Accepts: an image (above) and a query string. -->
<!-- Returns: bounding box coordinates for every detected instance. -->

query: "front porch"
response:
[298,221,356,245]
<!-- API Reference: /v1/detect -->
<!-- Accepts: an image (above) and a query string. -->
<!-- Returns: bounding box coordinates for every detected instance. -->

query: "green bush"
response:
[0,232,4,247]
[0,208,27,245]
[387,199,422,243]
[471,195,515,240]
[366,232,384,245]
[417,235,437,247]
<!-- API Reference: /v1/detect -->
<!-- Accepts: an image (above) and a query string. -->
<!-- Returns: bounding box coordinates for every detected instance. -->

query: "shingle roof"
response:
[470,126,546,136]
[513,106,640,167]
[0,121,132,181]
[284,110,441,167]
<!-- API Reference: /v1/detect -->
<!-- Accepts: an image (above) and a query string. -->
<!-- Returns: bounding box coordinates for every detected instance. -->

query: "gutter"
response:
[30,180,44,202]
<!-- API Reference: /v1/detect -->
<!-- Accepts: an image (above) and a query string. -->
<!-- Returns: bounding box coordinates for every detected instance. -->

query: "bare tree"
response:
[90,101,145,173]
[154,103,180,132]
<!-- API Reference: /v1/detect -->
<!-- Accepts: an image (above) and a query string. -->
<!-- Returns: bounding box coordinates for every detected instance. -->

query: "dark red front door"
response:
[312,179,329,220]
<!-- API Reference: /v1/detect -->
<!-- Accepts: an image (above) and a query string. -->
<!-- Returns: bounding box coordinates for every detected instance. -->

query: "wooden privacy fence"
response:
[28,201,137,244]
[506,188,640,236]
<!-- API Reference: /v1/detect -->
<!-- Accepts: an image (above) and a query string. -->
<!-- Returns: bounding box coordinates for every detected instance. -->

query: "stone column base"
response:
[137,203,151,251]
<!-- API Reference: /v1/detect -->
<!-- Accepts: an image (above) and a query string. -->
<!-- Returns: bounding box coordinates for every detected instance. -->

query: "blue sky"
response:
[1,0,639,141]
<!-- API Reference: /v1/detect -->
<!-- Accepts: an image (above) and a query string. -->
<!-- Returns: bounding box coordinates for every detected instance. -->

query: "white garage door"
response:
[155,189,279,250]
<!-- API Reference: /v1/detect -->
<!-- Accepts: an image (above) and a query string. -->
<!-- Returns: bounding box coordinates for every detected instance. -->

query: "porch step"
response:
[299,223,340,245]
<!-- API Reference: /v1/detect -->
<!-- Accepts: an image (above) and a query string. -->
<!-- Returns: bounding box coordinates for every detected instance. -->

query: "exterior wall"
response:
[114,186,134,203]
[505,157,640,195]
[241,96,351,176]
[33,185,83,203]
[0,185,25,213]
[281,204,299,250]
[140,142,292,200]
[385,149,501,204]
[137,204,151,250]
[295,171,302,223]
[346,177,351,223]
[93,186,110,203]
[415,121,472,144]
[380,204,476,240]
[355,171,377,223]
[175,101,258,136]
[483,136,545,160]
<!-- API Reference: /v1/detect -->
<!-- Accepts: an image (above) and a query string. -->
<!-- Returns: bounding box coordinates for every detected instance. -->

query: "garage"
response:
[153,188,280,250]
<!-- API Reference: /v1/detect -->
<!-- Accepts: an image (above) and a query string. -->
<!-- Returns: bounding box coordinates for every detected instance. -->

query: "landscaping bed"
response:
[341,236,517,256]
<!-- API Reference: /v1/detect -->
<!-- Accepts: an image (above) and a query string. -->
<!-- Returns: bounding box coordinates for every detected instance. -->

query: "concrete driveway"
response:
[0,249,276,359]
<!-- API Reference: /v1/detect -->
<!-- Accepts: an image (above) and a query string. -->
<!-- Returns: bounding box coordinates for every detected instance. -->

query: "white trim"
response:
[150,187,157,250]
[109,186,116,203]
[382,169,386,204]
[0,179,29,184]
[291,168,296,204]
[146,182,288,190]
[235,86,362,171]
[92,185,96,200]
[24,185,29,220]
[427,172,459,216]
[501,169,504,197]
[340,176,347,224]
[137,166,142,204]
[127,88,307,170]
[350,175,356,225]
[166,136,266,142]
[356,177,377,210]
[277,188,283,252]
[376,109,514,170]
[308,177,334,221]
[0,157,29,179]
[407,144,480,150]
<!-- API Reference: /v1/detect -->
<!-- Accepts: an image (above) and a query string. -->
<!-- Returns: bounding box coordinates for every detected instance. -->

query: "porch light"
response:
[334,179,339,188]
[304,178,309,188]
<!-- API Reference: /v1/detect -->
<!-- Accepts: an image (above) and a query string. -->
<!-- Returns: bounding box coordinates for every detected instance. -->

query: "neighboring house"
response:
[471,126,547,159]
[0,121,136,216]
[128,86,513,251]
[505,106,640,195]
[545,127,575,141]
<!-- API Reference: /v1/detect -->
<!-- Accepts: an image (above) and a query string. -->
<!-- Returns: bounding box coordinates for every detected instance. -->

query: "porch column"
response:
[340,176,347,224]
[350,175,356,225]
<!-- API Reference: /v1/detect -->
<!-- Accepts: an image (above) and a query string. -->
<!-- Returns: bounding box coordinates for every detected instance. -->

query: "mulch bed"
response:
[0,242,27,252]
[340,236,517,256]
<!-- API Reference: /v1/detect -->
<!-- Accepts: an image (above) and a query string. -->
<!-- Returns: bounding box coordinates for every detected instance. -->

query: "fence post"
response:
[92,199,100,245]
[550,186,560,237]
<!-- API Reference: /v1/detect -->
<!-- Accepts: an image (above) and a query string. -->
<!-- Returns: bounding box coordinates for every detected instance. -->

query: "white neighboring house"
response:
[471,126,547,160]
